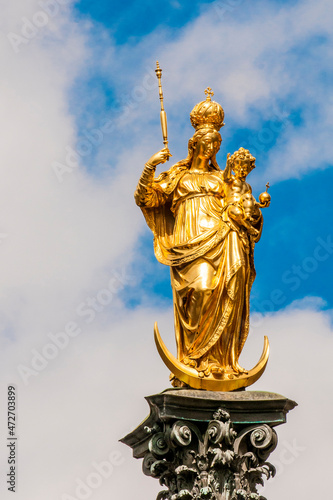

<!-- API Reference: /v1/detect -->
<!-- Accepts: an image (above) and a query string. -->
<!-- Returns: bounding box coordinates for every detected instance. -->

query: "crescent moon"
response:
[154,322,269,391]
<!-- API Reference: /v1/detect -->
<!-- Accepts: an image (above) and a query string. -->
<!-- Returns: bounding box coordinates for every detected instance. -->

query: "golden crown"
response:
[190,88,225,131]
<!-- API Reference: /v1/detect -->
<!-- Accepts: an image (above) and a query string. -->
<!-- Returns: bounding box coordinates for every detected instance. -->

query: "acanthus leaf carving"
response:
[141,408,278,500]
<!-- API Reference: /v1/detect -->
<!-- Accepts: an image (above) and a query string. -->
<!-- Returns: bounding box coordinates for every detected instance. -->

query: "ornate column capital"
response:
[121,390,297,500]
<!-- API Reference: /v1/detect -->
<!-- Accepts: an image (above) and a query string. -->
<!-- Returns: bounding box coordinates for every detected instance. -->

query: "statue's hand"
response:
[260,199,271,208]
[147,148,172,167]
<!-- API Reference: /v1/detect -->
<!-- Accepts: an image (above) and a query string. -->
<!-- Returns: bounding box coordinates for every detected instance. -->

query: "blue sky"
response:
[69,0,333,314]
[1,1,332,499]
[75,0,223,43]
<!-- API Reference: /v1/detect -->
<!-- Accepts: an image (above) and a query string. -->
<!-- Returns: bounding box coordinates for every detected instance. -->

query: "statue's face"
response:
[233,159,253,179]
[196,131,221,159]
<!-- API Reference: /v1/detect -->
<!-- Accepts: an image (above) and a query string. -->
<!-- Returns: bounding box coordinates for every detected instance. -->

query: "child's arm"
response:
[223,153,233,183]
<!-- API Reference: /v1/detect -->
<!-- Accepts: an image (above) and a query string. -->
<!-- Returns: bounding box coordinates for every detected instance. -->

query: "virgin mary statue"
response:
[135,90,268,387]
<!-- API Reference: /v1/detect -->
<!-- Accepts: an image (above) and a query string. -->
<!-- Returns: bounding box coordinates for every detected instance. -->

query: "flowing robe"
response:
[136,164,263,374]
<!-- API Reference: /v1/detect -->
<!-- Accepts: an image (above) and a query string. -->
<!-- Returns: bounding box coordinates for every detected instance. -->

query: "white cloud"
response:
[245,302,333,500]
[99,0,333,183]
[2,297,331,500]
[0,1,332,499]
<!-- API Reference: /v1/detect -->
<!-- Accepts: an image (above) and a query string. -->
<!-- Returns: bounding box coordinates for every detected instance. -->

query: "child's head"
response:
[229,148,255,178]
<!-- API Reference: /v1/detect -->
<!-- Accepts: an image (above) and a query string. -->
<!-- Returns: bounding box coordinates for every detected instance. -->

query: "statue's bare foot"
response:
[233,363,248,375]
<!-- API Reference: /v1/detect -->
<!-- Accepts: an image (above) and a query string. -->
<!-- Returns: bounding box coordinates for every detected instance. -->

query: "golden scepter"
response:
[155,61,169,159]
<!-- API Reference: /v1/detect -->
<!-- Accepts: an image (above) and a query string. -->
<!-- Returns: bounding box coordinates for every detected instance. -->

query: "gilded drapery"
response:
[137,165,263,375]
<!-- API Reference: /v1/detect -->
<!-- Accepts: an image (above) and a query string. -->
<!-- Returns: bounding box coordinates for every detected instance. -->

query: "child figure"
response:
[223,147,268,237]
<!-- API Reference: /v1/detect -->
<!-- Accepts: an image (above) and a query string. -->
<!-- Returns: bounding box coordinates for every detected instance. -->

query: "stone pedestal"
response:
[121,389,297,500]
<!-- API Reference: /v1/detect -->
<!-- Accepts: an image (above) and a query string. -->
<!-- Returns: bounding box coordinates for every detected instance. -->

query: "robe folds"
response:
[138,163,263,374]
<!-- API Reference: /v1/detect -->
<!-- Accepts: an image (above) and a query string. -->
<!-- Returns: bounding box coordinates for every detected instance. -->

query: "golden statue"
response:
[135,66,271,391]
